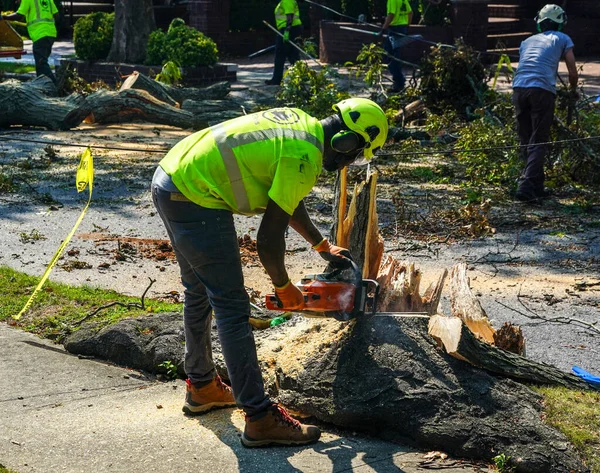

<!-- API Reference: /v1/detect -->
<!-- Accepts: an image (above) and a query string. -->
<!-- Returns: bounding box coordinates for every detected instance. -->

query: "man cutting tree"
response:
[151,98,388,446]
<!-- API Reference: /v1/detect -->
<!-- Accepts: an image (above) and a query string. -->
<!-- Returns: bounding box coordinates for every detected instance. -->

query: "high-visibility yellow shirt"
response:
[274,0,302,30]
[17,0,58,42]
[159,108,323,216]
[387,0,412,26]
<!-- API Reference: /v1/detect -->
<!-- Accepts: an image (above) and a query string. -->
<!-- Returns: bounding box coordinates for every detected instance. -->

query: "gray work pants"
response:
[151,166,271,416]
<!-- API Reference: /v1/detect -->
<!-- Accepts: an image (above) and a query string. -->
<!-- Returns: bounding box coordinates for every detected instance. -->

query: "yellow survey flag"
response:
[15,148,94,320]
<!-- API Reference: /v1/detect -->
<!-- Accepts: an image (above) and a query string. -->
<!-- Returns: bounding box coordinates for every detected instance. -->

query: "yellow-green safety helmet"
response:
[332,98,389,160]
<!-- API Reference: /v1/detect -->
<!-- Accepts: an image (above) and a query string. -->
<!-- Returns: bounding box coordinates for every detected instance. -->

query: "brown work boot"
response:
[242,403,321,447]
[182,376,236,415]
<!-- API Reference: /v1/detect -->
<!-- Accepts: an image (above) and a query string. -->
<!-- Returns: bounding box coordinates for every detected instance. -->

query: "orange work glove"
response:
[313,238,353,269]
[274,280,304,310]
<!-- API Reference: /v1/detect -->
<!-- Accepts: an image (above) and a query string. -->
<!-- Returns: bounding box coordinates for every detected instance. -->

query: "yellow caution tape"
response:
[14,148,94,320]
[492,54,514,90]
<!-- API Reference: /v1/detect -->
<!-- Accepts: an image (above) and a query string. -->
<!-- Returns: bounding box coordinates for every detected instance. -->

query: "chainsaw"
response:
[265,260,380,321]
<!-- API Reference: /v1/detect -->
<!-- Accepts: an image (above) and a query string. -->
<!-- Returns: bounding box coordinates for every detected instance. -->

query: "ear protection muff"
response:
[331,130,363,154]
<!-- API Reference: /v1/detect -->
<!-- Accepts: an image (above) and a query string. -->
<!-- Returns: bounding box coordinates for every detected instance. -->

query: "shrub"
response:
[419,39,487,114]
[73,12,114,61]
[276,61,350,119]
[146,19,218,67]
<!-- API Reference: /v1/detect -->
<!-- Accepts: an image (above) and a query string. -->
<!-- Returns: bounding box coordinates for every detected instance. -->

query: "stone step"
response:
[487,31,530,49]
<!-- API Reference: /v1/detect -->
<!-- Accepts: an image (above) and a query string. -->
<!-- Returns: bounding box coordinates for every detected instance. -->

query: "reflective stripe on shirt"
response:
[211,125,324,214]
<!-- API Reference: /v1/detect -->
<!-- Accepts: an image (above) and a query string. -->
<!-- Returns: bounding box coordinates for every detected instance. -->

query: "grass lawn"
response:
[534,386,600,473]
[0,465,19,473]
[0,265,182,341]
[0,62,36,74]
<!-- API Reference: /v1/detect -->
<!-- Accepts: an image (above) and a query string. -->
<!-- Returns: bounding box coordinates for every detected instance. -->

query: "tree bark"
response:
[251,315,587,473]
[428,314,593,391]
[0,77,89,130]
[107,0,156,64]
[84,88,207,130]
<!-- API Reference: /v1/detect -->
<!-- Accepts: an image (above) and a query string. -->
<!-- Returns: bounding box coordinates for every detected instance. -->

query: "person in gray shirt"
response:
[512,4,578,203]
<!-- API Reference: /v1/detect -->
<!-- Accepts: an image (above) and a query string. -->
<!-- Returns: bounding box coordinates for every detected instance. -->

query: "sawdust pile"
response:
[255,318,354,392]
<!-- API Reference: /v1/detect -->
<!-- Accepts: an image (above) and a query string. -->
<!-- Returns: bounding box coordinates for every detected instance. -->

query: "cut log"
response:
[0,77,90,130]
[84,88,208,130]
[449,262,496,343]
[120,71,179,107]
[428,314,592,391]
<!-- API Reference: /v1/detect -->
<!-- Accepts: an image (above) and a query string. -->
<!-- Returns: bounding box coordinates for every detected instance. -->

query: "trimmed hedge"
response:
[73,12,114,61]
[145,19,218,67]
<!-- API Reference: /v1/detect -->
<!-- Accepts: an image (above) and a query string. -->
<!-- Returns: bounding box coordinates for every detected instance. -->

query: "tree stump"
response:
[252,315,587,473]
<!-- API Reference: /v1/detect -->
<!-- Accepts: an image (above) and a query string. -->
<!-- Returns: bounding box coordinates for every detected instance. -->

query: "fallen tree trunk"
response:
[0,77,90,130]
[84,88,207,130]
[180,99,243,124]
[119,72,231,104]
[428,314,591,390]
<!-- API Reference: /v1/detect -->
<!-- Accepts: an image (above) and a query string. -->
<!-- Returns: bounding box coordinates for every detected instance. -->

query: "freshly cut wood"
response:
[120,71,178,107]
[84,88,208,130]
[362,172,383,279]
[335,172,383,279]
[449,262,496,343]
[376,257,446,314]
[0,77,90,130]
[428,314,592,391]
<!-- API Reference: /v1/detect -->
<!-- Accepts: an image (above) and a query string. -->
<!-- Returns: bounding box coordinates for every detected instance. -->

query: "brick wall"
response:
[187,0,230,43]
[61,59,237,87]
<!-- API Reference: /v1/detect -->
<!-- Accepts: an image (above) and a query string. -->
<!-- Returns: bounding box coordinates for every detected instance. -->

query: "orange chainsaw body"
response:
[265,261,379,321]
[265,277,356,313]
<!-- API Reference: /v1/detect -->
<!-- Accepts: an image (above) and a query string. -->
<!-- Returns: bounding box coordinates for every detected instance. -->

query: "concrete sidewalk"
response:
[0,324,491,473]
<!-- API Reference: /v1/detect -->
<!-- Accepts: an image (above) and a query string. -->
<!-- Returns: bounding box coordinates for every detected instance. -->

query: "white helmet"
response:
[535,4,567,30]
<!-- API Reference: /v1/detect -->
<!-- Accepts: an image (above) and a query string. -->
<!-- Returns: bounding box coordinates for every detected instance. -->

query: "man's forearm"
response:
[288,200,323,247]
[257,229,289,287]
